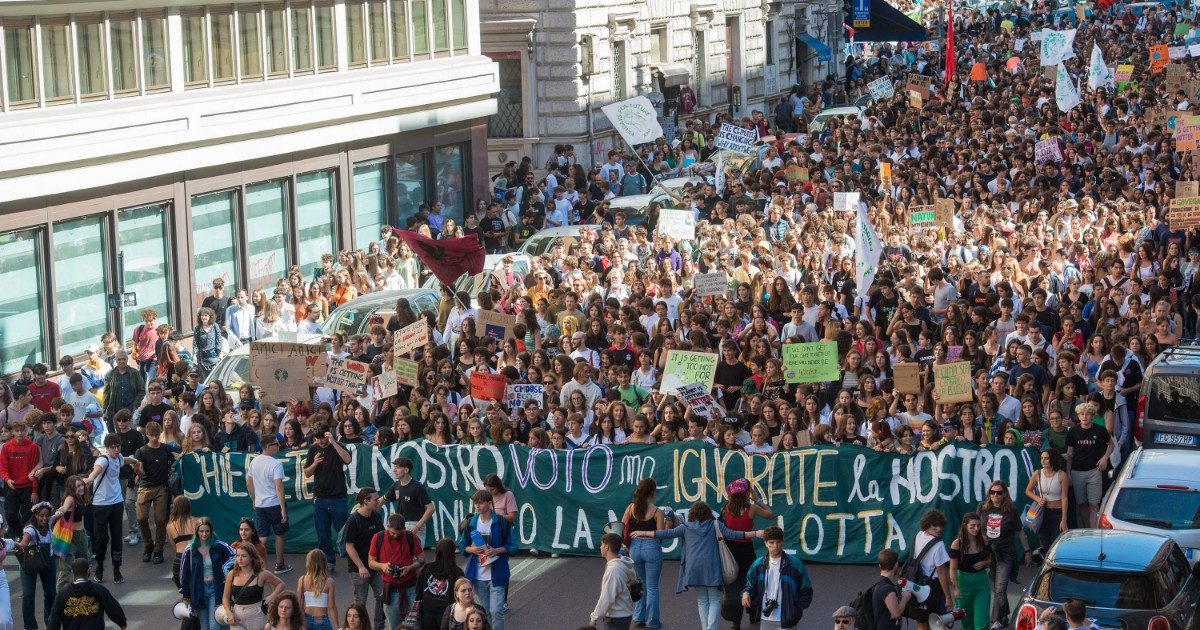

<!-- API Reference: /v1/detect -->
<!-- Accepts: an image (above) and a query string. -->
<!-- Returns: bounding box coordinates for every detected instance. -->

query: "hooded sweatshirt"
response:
[590,555,636,622]
[48,579,127,630]
[0,436,40,491]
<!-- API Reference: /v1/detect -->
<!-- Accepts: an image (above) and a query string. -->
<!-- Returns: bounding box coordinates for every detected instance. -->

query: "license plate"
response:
[1153,432,1199,446]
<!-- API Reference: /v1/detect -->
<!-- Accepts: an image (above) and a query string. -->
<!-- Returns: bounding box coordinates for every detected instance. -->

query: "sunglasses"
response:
[989,489,1005,495]
[835,620,853,626]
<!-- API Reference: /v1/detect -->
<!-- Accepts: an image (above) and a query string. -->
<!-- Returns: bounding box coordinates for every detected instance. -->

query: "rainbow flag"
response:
[50,515,73,558]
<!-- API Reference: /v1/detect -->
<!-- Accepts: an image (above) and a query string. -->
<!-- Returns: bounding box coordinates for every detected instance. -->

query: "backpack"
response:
[849,578,892,630]
[899,536,938,586]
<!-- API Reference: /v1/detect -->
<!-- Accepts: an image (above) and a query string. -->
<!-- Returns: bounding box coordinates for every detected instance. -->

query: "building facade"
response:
[0,0,497,373]
[479,0,842,171]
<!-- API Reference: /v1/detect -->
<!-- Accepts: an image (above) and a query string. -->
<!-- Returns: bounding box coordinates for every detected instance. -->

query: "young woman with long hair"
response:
[265,591,305,630]
[342,603,371,630]
[439,578,488,628]
[166,495,198,588]
[222,543,284,630]
[297,548,338,630]
[976,481,1031,628]
[49,475,89,589]
[17,502,56,630]
[719,479,775,629]
[179,517,236,630]
[231,517,267,563]
[1024,449,1070,556]
[948,513,991,630]
[413,538,464,630]
[622,478,667,629]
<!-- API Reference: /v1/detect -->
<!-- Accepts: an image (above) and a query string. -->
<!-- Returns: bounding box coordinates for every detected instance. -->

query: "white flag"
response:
[1087,43,1111,90]
[1056,63,1080,113]
[855,204,883,297]
[1040,28,1077,66]
[600,96,664,146]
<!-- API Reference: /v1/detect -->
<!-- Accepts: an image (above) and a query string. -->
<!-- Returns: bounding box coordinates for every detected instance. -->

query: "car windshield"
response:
[1037,568,1161,610]
[1112,487,1200,530]
[523,237,558,257]
[324,306,369,336]
[1146,375,1200,423]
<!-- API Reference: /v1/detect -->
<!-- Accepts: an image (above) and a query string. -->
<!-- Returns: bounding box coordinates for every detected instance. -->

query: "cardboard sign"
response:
[372,370,397,399]
[394,319,429,356]
[1035,138,1063,164]
[933,361,974,404]
[1170,45,1188,60]
[714,123,757,154]
[470,371,506,402]
[394,358,419,387]
[970,62,987,81]
[324,357,371,394]
[476,309,518,341]
[894,362,922,394]
[833,192,861,212]
[907,89,923,110]
[880,162,893,192]
[251,353,311,404]
[657,208,698,241]
[677,382,724,418]
[909,205,935,227]
[693,272,729,297]
[1177,181,1199,197]
[867,76,895,101]
[249,340,327,382]
[505,383,545,410]
[1170,196,1200,230]
[946,345,963,361]
[781,341,840,384]
[934,198,956,229]
[1176,116,1200,151]
[906,74,932,98]
[660,350,719,395]
[1114,64,1134,82]
[784,165,809,182]
[1151,44,1170,74]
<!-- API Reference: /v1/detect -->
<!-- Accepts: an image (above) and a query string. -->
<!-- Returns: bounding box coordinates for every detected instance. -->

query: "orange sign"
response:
[970,62,987,81]
[1151,44,1171,74]
[470,371,507,402]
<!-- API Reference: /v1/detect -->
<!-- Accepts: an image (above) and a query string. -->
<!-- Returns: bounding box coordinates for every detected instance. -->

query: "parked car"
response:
[203,333,325,403]
[809,106,866,133]
[421,253,531,306]
[517,225,601,257]
[1014,529,1200,630]
[1099,448,1200,564]
[321,288,441,337]
[1135,344,1200,449]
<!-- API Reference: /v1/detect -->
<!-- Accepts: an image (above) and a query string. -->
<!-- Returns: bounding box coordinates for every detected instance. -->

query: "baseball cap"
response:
[85,343,100,354]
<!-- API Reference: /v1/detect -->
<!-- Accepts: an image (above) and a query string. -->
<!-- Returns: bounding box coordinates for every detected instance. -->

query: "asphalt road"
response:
[4,545,1038,630]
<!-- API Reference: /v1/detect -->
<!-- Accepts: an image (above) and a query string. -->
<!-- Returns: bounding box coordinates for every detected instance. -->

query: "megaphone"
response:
[604,521,625,537]
[929,609,966,630]
[172,601,192,621]
[898,579,932,603]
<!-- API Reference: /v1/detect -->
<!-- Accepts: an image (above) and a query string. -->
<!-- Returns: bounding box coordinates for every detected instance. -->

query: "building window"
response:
[291,4,314,74]
[239,8,264,81]
[411,0,428,55]
[451,0,465,49]
[109,13,138,94]
[296,170,337,276]
[53,216,110,357]
[0,230,45,374]
[76,15,107,100]
[346,1,366,66]
[431,0,448,52]
[352,160,389,250]
[210,8,235,84]
[390,0,408,61]
[368,0,388,63]
[141,11,170,92]
[487,56,522,138]
[41,18,74,103]
[118,203,171,341]
[613,40,627,100]
[434,144,464,223]
[4,21,37,107]
[245,180,290,292]
[191,190,240,308]
[693,30,705,107]
[650,27,667,64]
[265,5,288,76]
[315,4,335,70]
[182,10,208,86]
[394,152,426,225]
[765,21,775,65]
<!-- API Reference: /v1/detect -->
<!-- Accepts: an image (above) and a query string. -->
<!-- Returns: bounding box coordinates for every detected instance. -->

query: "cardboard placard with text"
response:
[394,358,420,387]
[934,361,974,403]
[470,371,507,402]
[1170,196,1200,230]
[476,309,518,341]
[1177,181,1199,197]
[394,319,429,356]
[323,357,371,394]
[894,363,923,395]
[934,198,956,229]
[692,272,730,297]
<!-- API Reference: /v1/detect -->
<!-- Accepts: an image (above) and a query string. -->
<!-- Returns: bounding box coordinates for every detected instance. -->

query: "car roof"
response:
[1146,344,1200,369]
[525,226,592,239]
[1122,448,1200,485]
[1048,529,1170,572]
[482,253,530,268]
[333,288,438,311]
[816,106,865,117]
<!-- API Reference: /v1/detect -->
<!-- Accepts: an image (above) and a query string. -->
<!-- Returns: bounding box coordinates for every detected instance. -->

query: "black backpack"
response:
[899,537,938,586]
[850,577,893,630]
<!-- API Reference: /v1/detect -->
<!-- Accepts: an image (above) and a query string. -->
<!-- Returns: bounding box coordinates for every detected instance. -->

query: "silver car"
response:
[1099,448,1200,565]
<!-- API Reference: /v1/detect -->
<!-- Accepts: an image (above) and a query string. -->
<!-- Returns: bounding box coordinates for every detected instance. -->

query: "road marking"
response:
[508,557,566,597]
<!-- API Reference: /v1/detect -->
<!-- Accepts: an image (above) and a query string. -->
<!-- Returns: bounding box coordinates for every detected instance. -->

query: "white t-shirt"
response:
[762,555,783,622]
[475,515,494,582]
[913,531,950,579]
[247,454,285,508]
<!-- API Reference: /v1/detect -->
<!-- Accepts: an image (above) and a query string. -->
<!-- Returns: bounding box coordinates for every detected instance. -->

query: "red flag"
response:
[944,9,955,85]
[391,228,485,286]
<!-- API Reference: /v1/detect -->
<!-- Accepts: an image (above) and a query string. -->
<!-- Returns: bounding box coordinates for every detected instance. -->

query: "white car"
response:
[517,225,601,257]
[422,253,532,306]
[1099,448,1200,564]
[809,105,866,133]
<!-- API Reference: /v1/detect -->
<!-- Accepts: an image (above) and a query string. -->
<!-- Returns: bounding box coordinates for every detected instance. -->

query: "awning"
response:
[849,0,928,42]
[796,32,833,63]
[652,63,692,88]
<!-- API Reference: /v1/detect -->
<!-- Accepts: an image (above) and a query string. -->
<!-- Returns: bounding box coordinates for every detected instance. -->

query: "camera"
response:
[762,599,778,616]
[388,564,403,579]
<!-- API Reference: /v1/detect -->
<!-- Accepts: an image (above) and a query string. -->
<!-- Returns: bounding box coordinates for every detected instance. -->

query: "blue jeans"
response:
[312,497,349,568]
[196,581,219,630]
[630,538,663,629]
[695,585,722,630]
[472,579,506,630]
[20,563,55,630]
[305,614,334,630]
[381,585,416,630]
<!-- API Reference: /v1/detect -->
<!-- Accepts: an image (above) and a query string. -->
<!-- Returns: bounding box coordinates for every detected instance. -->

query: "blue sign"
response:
[853,0,871,28]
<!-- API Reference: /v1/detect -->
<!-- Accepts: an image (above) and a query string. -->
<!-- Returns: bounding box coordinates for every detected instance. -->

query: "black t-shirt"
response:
[305,443,348,498]
[1067,423,1111,471]
[481,217,507,249]
[133,443,173,488]
[870,291,900,330]
[117,429,146,481]
[344,510,384,569]
[138,402,174,429]
[201,295,232,326]
[870,577,901,630]
[714,360,752,389]
[608,346,638,369]
[384,478,432,523]
[978,505,1020,547]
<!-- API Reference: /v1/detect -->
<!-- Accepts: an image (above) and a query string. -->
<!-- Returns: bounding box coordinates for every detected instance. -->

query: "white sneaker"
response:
[127,533,140,547]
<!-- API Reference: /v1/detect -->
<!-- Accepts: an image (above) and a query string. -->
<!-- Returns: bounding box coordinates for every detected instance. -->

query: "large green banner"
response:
[179,441,1038,562]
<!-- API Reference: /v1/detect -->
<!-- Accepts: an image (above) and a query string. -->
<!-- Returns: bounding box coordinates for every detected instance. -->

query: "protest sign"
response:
[470,371,506,401]
[505,383,545,410]
[660,350,719,395]
[1177,181,1199,197]
[934,198,956,229]
[894,363,922,395]
[714,123,757,154]
[947,345,963,361]
[395,358,419,387]
[693,272,730,297]
[970,62,987,81]
[1192,44,1200,57]
[477,309,517,341]
[909,205,935,227]
[1034,138,1063,163]
[907,89,923,109]
[657,208,698,241]
[250,352,311,403]
[601,95,664,145]
[677,382,724,418]
[867,76,895,101]
[324,357,371,394]
[1170,45,1188,60]
[784,165,809,182]
[1176,116,1200,151]
[906,74,932,98]
[180,441,1039,562]
[1114,64,1134,82]
[1170,196,1200,230]
[781,341,839,384]
[395,319,429,356]
[880,162,893,192]
[833,192,861,212]
[372,370,397,399]
[934,361,974,403]
[1151,44,1170,73]
[249,340,327,381]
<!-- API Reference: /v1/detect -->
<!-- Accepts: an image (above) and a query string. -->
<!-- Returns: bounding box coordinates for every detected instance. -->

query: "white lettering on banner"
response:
[714,123,757,154]
[867,76,895,101]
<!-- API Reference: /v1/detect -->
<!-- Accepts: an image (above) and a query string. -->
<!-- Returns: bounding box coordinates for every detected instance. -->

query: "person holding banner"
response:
[303,423,353,572]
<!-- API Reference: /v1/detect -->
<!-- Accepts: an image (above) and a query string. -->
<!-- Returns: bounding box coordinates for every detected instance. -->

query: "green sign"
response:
[178,442,1038,562]
[782,341,840,383]
[660,350,719,395]
[910,210,935,227]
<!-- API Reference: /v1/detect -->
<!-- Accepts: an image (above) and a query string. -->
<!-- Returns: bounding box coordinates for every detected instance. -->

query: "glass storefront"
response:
[245,180,289,292]
[353,160,388,251]
[53,217,110,357]
[394,151,427,226]
[434,144,464,223]
[191,190,240,308]
[0,230,44,374]
[296,170,337,277]
[118,204,171,340]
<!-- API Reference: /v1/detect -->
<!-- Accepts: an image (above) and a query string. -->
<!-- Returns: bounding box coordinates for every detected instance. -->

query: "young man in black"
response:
[134,383,174,432]
[1066,400,1113,529]
[114,411,146,548]
[344,488,386,630]
[383,458,433,541]
[304,422,353,572]
[127,420,173,564]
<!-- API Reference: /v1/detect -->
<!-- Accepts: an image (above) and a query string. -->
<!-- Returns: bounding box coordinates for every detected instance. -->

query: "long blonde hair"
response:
[303,549,329,595]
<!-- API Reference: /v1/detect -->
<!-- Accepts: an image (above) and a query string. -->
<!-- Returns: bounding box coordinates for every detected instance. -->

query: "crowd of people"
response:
[0,0,1193,627]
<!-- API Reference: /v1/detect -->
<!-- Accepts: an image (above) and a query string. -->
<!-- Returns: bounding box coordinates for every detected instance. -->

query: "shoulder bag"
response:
[712,521,739,585]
